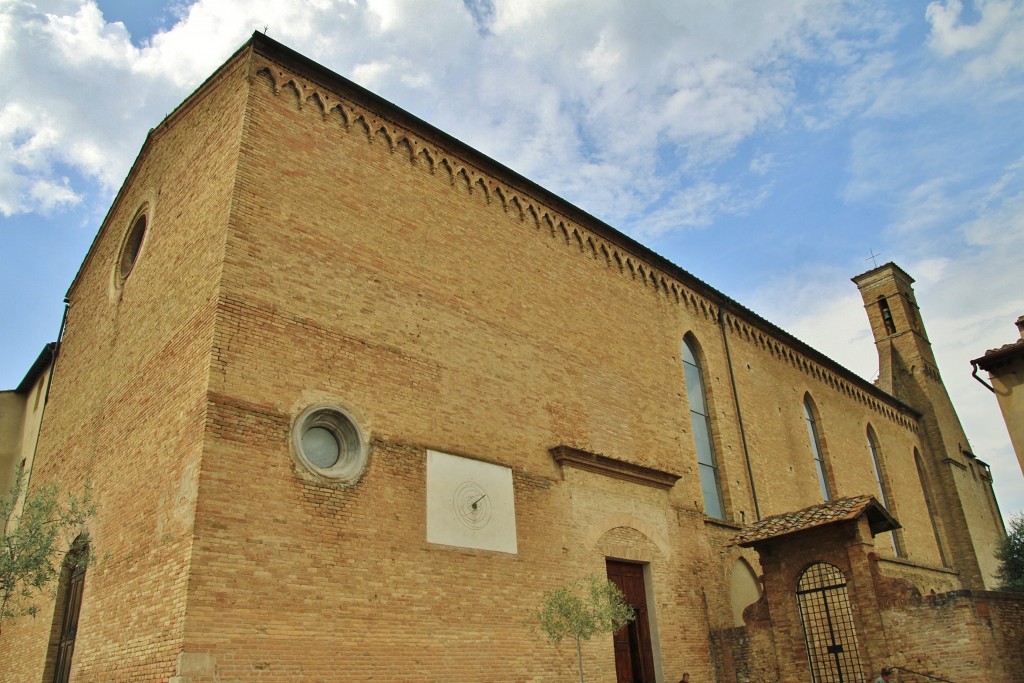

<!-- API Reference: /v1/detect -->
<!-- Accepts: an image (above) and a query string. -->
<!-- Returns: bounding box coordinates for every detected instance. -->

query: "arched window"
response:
[803,396,832,502]
[44,535,89,683]
[877,296,896,335]
[798,395,831,501]
[867,427,903,557]
[682,336,724,519]
[914,450,948,567]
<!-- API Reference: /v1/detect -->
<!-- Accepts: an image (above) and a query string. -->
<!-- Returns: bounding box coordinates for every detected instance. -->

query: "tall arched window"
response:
[867,427,903,557]
[915,449,948,567]
[682,336,724,519]
[803,396,832,502]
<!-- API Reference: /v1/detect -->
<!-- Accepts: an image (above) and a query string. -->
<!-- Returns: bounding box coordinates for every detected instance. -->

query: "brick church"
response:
[2,33,1021,683]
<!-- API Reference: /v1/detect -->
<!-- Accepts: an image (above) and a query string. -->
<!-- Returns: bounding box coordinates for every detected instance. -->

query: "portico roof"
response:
[731,495,900,548]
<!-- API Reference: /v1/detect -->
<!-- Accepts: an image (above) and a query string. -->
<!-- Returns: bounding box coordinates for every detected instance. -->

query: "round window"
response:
[293,405,367,482]
[118,213,147,279]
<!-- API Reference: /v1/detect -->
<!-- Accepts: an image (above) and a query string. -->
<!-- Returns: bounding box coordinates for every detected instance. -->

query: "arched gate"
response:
[796,562,864,683]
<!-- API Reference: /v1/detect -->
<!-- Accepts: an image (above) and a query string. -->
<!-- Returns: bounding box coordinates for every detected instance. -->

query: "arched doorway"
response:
[796,562,864,683]
[46,535,89,683]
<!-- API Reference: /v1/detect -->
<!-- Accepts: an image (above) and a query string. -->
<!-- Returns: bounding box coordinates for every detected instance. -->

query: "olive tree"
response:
[1,466,94,631]
[537,575,635,683]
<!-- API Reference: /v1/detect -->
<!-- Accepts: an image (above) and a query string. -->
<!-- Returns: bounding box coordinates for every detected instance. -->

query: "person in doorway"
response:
[874,666,894,682]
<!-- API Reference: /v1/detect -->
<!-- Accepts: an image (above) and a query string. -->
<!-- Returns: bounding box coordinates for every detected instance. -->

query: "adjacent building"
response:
[973,315,1024,475]
[1,343,56,530]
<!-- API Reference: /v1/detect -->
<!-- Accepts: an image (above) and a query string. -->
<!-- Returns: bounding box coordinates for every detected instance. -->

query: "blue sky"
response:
[1,0,1022,517]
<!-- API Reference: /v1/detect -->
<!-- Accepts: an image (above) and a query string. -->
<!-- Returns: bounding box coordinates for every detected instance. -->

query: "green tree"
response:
[995,513,1024,592]
[1,466,94,631]
[537,575,635,683]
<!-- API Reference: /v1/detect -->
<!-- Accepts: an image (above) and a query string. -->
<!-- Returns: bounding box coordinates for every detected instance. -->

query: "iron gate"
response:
[796,562,864,683]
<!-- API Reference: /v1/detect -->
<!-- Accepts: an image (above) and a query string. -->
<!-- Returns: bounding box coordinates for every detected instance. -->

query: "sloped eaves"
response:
[63,40,255,302]
[972,339,1024,371]
[731,495,900,548]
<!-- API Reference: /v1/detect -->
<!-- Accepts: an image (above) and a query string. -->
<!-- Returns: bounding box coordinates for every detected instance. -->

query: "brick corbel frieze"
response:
[549,445,682,490]
[248,53,730,325]
[250,50,918,432]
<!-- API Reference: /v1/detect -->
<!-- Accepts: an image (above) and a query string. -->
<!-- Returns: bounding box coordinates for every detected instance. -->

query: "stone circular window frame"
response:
[292,404,367,483]
[117,208,148,282]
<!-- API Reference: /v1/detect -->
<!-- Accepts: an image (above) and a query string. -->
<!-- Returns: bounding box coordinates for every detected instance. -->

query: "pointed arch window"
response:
[867,427,903,557]
[682,336,724,519]
[45,535,89,683]
[803,396,832,502]
[866,428,889,507]
[915,449,948,567]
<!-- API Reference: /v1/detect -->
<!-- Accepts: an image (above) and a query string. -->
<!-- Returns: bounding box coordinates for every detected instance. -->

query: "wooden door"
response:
[52,551,87,683]
[607,560,657,683]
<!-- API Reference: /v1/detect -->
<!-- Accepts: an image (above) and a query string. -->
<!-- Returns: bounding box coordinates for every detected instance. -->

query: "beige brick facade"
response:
[973,316,1024,477]
[1,33,1019,683]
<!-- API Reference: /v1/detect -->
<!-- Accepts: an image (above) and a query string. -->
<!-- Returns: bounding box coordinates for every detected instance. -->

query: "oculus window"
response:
[292,404,367,482]
[117,211,148,280]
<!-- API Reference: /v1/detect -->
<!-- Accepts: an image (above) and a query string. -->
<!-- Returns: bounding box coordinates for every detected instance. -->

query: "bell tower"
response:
[853,262,1004,589]
[852,263,934,396]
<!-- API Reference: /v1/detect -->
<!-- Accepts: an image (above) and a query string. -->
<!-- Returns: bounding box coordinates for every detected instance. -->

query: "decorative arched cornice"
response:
[250,51,919,434]
[719,309,918,431]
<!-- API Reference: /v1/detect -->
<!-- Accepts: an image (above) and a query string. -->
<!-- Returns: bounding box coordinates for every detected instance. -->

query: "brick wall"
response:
[736,533,1024,683]
[0,51,251,683]
[167,46,957,681]
[881,590,1024,683]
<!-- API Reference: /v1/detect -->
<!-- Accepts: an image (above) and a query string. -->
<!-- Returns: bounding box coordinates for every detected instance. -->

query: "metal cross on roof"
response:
[866,249,881,268]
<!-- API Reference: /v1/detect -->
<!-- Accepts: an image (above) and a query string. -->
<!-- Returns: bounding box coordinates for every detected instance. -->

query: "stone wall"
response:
[881,590,1024,683]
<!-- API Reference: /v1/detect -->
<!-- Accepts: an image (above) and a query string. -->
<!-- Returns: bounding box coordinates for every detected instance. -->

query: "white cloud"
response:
[0,103,81,215]
[749,157,1024,518]
[0,2,183,215]
[29,177,81,212]
[0,0,479,217]
[0,0,915,233]
[890,177,967,236]
[42,2,136,66]
[802,51,896,129]
[747,266,878,381]
[749,153,776,176]
[351,61,393,88]
[926,0,1024,78]
[635,182,731,238]
[927,0,1013,53]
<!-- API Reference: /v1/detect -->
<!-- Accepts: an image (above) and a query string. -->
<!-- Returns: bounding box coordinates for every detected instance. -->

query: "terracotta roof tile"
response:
[731,496,899,547]
[972,338,1024,369]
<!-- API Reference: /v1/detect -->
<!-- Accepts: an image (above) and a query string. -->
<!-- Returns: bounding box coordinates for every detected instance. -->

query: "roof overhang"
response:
[14,342,56,394]
[731,496,900,548]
